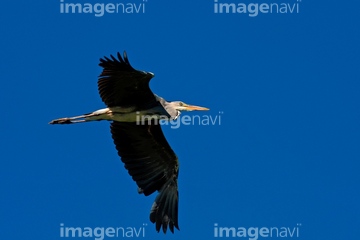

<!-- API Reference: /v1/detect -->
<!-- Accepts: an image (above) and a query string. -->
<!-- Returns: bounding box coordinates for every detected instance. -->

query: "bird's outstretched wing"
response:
[111,121,180,233]
[98,52,157,109]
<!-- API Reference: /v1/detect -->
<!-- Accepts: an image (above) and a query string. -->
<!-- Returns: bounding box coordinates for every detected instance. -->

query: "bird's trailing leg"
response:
[49,115,87,124]
[49,108,111,124]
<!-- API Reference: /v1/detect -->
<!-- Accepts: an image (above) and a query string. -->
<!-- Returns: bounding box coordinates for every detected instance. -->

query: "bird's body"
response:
[50,95,177,124]
[50,52,208,233]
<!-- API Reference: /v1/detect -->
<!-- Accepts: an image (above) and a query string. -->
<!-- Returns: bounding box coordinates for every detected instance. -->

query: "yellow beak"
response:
[184,105,210,111]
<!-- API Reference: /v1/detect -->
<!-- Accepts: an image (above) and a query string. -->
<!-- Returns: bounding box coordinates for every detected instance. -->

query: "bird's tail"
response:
[150,179,179,233]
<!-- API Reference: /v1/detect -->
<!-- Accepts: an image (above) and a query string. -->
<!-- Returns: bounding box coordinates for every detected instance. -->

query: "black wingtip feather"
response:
[117,52,123,62]
[110,54,119,62]
[123,51,129,62]
[149,179,179,234]
[98,51,135,72]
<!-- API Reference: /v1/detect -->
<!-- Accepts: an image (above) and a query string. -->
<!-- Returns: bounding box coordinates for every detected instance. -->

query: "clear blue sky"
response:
[1,1,359,239]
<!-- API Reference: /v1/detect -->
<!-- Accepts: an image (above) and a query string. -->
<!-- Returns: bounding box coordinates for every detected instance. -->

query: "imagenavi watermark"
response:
[214,223,302,239]
[136,111,223,129]
[214,0,301,17]
[59,0,147,17]
[60,223,147,239]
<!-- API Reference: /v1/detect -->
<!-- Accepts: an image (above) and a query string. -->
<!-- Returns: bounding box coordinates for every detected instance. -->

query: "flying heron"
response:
[50,52,209,233]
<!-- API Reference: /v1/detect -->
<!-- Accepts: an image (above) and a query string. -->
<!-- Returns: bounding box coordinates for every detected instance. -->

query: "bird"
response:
[49,51,209,233]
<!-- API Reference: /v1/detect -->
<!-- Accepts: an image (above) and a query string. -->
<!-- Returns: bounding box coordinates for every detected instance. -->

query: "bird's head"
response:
[170,101,209,112]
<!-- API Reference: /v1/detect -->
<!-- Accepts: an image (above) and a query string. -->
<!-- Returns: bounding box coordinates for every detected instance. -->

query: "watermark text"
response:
[214,223,301,239]
[59,0,147,17]
[214,0,301,17]
[60,223,147,239]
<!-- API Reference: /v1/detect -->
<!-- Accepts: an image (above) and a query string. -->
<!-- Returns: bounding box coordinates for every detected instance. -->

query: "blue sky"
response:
[1,0,359,239]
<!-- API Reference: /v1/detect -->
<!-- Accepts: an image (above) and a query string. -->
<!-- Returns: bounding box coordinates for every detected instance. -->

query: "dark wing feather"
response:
[111,121,180,233]
[98,52,157,109]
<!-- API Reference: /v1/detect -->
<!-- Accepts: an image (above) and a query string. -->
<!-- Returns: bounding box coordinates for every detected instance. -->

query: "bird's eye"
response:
[179,102,184,106]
